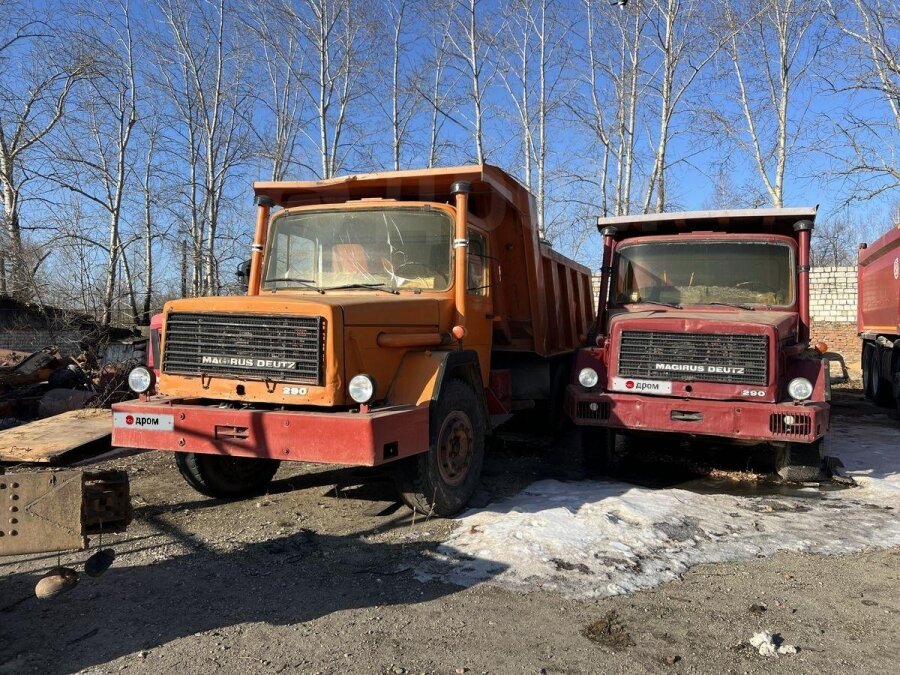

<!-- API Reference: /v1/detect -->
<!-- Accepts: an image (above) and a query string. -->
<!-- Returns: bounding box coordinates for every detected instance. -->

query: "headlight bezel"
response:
[578,367,599,389]
[787,377,813,402]
[127,365,155,394]
[348,374,376,404]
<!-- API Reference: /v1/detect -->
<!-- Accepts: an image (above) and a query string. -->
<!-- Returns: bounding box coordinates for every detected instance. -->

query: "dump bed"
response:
[858,226,900,337]
[253,164,594,358]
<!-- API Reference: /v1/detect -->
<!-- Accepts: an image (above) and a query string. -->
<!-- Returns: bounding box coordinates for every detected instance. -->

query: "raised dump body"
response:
[858,225,900,412]
[113,165,592,516]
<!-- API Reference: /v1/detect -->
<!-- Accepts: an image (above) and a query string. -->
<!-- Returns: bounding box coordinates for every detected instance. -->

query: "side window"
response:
[467,230,489,296]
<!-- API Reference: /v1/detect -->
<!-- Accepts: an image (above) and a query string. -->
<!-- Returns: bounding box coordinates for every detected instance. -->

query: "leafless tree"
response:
[154,0,254,295]
[0,1,87,298]
[641,0,737,213]
[573,0,646,216]
[246,0,309,181]
[43,0,140,325]
[448,0,498,164]
[824,0,899,201]
[719,0,824,208]
[283,0,368,179]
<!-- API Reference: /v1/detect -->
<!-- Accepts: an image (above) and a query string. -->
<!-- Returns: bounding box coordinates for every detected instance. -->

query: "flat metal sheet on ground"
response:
[0,409,111,464]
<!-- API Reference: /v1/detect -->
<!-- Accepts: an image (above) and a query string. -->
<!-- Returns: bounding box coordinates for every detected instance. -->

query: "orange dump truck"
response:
[858,225,900,413]
[113,165,592,515]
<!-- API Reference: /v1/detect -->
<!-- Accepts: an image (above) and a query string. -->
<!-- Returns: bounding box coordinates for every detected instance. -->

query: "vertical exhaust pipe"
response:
[248,195,274,296]
[451,181,471,342]
[794,219,814,345]
[592,225,618,343]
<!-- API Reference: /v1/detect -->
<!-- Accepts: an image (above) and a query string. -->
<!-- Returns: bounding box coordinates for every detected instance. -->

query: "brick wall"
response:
[809,266,857,323]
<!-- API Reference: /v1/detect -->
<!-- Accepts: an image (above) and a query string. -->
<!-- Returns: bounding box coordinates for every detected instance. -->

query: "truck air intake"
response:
[162,312,325,385]
[617,330,768,386]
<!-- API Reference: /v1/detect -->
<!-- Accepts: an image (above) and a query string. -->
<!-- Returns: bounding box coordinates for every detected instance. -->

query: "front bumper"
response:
[566,385,829,443]
[112,398,429,466]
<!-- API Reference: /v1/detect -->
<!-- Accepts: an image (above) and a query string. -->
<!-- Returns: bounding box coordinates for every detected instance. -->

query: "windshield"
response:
[263,207,453,291]
[613,240,794,307]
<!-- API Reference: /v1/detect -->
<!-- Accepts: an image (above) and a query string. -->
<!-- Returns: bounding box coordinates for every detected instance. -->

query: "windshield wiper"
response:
[264,278,325,293]
[322,282,400,295]
[697,302,756,310]
[629,300,682,309]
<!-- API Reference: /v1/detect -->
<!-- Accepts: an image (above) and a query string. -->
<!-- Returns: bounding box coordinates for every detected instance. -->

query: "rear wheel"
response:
[175,453,279,498]
[862,342,876,400]
[870,345,893,406]
[395,379,485,517]
[775,440,824,482]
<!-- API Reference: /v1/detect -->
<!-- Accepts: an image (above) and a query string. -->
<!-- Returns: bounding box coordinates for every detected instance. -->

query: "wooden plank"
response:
[0,409,111,464]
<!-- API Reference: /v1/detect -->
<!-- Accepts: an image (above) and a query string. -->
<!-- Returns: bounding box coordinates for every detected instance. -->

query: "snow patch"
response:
[418,420,900,598]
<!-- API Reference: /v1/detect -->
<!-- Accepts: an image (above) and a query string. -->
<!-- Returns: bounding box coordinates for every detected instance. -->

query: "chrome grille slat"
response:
[162,312,325,384]
[617,330,768,386]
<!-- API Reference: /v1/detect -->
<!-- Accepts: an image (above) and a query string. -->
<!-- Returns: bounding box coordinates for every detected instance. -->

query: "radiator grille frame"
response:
[162,312,325,385]
[617,330,769,386]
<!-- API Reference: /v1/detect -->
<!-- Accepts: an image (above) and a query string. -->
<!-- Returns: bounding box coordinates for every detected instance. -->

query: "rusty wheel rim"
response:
[436,411,474,487]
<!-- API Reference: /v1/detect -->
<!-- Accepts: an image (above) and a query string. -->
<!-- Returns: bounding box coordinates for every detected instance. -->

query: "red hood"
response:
[608,308,799,341]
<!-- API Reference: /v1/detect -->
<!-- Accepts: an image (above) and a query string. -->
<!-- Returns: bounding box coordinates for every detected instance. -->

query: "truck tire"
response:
[862,343,875,400]
[775,440,824,482]
[869,345,893,406]
[580,426,616,476]
[175,453,279,498]
[395,378,485,517]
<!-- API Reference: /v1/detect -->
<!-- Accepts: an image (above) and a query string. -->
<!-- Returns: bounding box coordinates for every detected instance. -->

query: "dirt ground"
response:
[1,387,899,674]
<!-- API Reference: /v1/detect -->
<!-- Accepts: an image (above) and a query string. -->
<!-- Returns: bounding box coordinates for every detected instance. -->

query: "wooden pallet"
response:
[0,409,111,464]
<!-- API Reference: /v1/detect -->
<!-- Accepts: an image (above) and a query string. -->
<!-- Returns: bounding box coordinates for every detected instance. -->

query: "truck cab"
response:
[567,208,831,480]
[113,165,593,516]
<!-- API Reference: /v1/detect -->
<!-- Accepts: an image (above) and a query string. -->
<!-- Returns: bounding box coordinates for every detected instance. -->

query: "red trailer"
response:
[858,226,900,412]
[567,208,831,481]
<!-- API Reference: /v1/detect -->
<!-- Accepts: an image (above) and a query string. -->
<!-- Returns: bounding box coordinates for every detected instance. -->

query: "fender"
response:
[386,349,488,429]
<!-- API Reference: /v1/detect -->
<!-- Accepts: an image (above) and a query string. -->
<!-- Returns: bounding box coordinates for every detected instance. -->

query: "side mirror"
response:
[236,259,251,291]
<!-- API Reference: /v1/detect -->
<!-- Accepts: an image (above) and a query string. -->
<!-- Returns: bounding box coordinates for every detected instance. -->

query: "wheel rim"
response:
[436,411,474,487]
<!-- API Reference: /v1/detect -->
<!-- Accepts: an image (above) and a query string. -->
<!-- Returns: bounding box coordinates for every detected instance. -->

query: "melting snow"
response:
[418,419,900,598]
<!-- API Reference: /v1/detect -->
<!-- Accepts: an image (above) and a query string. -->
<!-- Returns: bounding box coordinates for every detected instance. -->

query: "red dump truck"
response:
[567,208,831,481]
[113,165,593,516]
[858,225,900,413]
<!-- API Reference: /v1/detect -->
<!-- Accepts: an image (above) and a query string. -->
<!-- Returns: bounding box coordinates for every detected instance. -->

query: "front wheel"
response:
[774,440,824,482]
[580,426,617,476]
[395,379,485,517]
[175,453,280,498]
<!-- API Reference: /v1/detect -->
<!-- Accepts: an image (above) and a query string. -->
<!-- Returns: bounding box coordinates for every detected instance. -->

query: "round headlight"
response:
[348,374,376,404]
[578,367,599,388]
[127,366,154,394]
[787,377,813,401]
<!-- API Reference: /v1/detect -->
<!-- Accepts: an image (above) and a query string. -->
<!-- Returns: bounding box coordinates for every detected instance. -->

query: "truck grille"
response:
[162,312,324,385]
[617,330,768,386]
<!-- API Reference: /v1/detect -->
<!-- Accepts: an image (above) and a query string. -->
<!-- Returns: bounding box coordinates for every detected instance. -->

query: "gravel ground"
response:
[1,387,898,674]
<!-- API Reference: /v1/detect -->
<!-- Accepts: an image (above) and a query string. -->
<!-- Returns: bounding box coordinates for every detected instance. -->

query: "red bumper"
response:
[111,398,429,466]
[566,385,829,443]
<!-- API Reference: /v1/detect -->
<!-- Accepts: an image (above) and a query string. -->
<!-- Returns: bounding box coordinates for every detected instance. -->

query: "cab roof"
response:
[597,207,818,240]
[253,164,535,218]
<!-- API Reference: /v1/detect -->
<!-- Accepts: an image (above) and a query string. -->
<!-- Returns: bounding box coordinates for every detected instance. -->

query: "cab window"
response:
[467,230,489,296]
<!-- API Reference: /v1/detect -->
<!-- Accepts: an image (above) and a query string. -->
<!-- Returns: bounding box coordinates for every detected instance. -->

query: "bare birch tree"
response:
[0,2,86,298]
[246,0,309,181]
[641,0,736,213]
[824,0,899,201]
[719,0,823,208]
[155,0,253,294]
[448,0,497,164]
[573,0,645,216]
